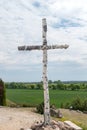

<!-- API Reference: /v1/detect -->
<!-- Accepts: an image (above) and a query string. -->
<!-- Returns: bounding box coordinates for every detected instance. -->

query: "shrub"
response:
[82,99,87,111]
[36,102,57,115]
[71,97,83,111]
[64,102,71,109]
[0,79,6,106]
[64,96,87,111]
[36,102,44,114]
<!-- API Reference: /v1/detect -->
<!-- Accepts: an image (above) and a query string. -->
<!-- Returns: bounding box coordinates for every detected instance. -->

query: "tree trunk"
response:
[42,18,50,125]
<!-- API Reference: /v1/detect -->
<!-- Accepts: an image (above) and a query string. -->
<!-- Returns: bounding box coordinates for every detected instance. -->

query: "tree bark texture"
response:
[42,18,50,125]
[18,44,69,51]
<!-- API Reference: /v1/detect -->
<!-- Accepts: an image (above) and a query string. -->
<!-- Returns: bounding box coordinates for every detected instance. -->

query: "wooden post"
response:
[42,18,50,125]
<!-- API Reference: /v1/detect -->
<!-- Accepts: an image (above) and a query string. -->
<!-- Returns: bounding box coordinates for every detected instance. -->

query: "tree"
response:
[48,80,52,84]
[9,82,17,89]
[36,83,42,89]
[56,81,64,90]
[30,84,35,89]
[52,84,57,90]
[71,97,82,111]
[0,79,6,106]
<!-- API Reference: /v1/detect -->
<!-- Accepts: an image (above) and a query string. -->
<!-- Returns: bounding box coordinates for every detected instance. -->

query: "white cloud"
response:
[0,0,87,81]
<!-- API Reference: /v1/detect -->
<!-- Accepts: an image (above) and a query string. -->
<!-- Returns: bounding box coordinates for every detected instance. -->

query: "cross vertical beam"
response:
[42,19,50,125]
[18,18,69,126]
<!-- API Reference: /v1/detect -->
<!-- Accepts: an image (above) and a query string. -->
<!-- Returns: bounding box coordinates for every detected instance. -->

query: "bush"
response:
[36,102,57,115]
[64,96,87,112]
[83,99,87,111]
[36,102,44,114]
[0,79,6,106]
[71,97,83,111]
[64,102,71,109]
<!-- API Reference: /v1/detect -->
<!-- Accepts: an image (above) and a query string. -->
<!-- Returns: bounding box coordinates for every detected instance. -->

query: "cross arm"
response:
[18,45,42,51]
[47,44,69,49]
[18,44,69,51]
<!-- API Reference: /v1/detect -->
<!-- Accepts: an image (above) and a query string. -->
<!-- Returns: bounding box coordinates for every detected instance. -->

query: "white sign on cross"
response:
[18,18,69,126]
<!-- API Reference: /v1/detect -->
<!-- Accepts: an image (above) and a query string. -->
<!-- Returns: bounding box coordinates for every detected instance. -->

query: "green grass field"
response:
[6,89,87,108]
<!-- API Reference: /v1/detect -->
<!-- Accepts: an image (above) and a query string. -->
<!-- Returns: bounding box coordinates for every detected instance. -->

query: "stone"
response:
[83,111,87,114]
[54,128,60,130]
[31,122,43,130]
[50,108,63,118]
[20,128,24,130]
[64,121,82,130]
[30,120,81,130]
[31,120,60,130]
[26,129,32,130]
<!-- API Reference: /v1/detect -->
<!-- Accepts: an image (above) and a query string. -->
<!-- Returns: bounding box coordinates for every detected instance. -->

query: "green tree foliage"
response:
[48,80,52,84]
[36,83,42,89]
[30,84,35,89]
[5,81,87,90]
[0,79,6,106]
[52,84,57,90]
[68,84,81,90]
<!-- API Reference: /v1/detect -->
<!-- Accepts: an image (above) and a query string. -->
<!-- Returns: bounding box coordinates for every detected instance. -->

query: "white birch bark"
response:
[18,44,69,51]
[42,18,50,125]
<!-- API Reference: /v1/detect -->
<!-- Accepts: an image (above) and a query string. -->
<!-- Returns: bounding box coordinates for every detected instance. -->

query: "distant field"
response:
[6,89,87,107]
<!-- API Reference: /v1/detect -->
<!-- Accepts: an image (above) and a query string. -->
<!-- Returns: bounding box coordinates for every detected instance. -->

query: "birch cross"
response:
[18,18,69,126]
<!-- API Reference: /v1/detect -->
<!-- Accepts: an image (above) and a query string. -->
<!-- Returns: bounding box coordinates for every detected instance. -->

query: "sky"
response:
[0,0,87,82]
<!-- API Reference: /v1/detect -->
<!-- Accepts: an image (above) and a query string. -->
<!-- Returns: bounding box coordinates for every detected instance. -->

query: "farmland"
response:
[6,89,87,108]
[5,89,87,129]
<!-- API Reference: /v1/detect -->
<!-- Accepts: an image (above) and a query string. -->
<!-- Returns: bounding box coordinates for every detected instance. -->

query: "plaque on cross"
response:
[18,18,69,125]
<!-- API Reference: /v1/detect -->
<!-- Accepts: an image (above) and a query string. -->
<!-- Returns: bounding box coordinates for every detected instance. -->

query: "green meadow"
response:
[6,89,87,107]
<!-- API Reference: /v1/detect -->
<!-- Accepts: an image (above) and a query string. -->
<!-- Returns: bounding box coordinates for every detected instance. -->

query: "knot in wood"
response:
[42,45,47,50]
[43,25,47,32]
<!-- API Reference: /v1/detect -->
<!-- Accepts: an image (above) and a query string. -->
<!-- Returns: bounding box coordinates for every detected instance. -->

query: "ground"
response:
[0,107,43,130]
[0,107,86,130]
[61,109,87,127]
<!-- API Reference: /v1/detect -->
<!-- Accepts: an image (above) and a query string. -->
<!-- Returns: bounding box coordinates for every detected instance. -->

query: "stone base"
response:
[64,121,82,130]
[20,120,82,130]
[30,120,76,130]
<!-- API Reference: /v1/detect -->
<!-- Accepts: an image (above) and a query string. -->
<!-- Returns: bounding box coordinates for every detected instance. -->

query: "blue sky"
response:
[0,0,87,82]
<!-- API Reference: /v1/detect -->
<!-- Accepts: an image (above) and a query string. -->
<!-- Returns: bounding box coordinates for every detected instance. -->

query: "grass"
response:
[6,89,87,107]
[6,89,87,129]
[6,89,43,106]
[58,109,87,130]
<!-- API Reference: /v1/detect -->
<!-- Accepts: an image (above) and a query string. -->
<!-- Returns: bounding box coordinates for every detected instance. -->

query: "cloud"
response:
[79,35,87,42]
[51,18,82,28]
[32,1,41,8]
[0,0,87,81]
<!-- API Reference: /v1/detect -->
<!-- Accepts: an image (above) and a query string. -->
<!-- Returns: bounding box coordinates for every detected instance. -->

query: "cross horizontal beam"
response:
[18,44,69,51]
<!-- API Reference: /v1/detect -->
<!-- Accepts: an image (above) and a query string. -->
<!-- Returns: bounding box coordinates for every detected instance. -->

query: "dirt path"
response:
[0,107,87,130]
[0,107,43,130]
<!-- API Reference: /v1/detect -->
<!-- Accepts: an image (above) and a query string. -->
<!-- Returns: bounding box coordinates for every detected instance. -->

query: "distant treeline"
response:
[5,80,87,90]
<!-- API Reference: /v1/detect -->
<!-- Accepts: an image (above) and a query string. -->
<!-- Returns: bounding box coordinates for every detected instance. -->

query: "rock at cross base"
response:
[30,120,60,130]
[64,121,83,130]
[30,120,79,130]
[50,108,63,118]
